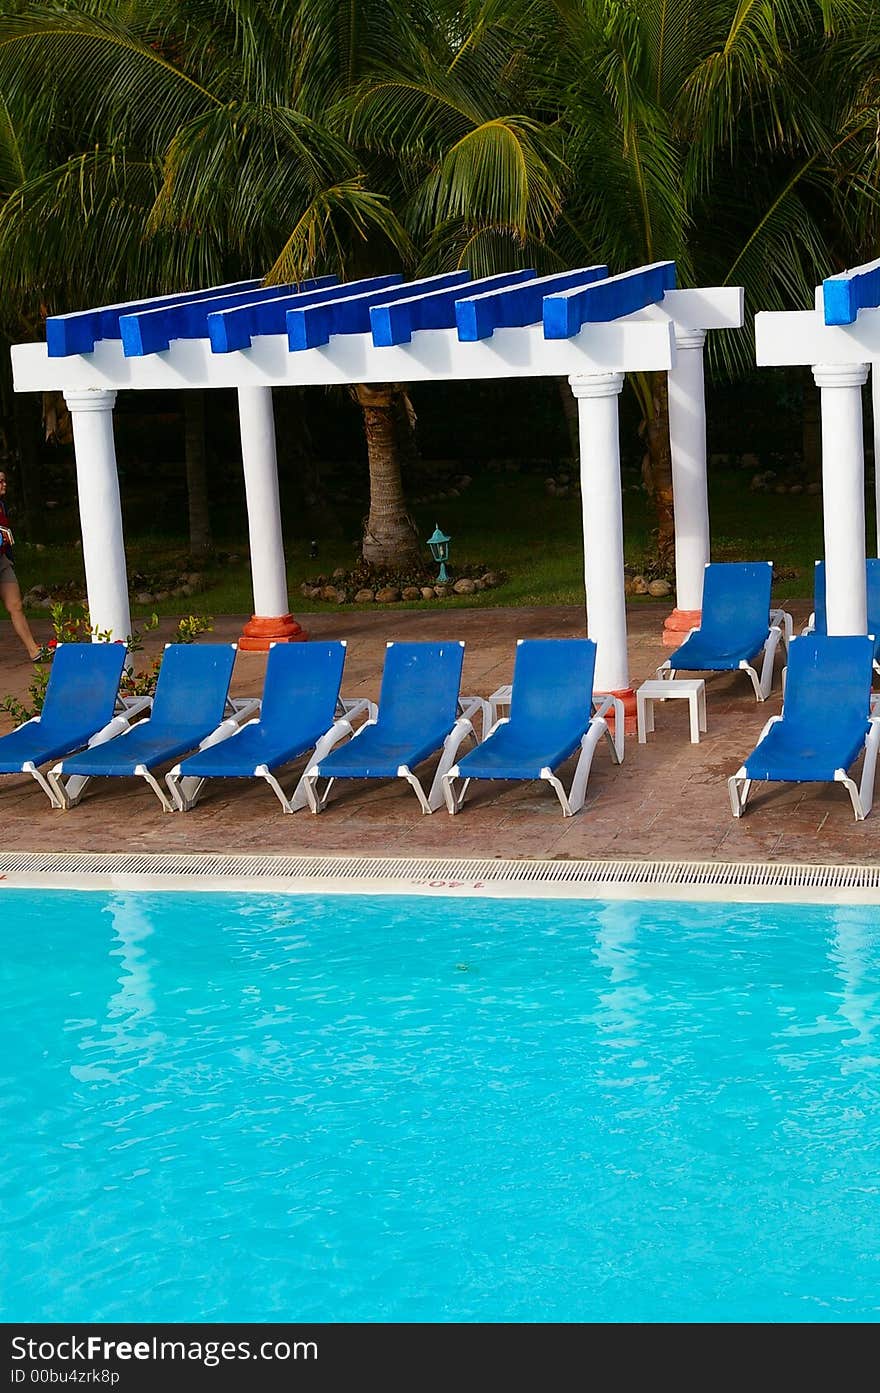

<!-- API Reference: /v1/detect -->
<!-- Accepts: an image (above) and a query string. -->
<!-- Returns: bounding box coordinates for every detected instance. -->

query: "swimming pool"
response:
[2,886,879,1323]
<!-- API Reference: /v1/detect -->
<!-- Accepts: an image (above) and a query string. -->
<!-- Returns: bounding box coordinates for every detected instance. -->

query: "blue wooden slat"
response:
[45,279,262,357]
[543,261,677,337]
[209,275,403,353]
[370,270,536,346]
[287,272,470,351]
[823,257,880,325]
[455,266,609,341]
[119,277,338,356]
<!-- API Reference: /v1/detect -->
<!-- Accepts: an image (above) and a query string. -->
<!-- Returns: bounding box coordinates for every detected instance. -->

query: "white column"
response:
[569,371,630,693]
[64,388,131,644]
[667,328,710,610]
[812,363,869,635]
[872,365,880,556]
[237,385,290,618]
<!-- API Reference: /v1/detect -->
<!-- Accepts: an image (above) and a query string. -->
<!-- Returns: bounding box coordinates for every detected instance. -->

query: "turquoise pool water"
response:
[2,888,880,1323]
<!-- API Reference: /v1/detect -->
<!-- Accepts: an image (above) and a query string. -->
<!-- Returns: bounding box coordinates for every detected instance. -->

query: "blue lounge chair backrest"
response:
[508,638,597,731]
[38,642,126,738]
[813,559,880,637]
[375,641,464,733]
[698,562,772,652]
[259,640,346,727]
[149,643,237,732]
[784,634,874,731]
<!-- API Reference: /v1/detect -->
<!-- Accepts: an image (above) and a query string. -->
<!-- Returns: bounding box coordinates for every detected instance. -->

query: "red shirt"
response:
[0,497,11,557]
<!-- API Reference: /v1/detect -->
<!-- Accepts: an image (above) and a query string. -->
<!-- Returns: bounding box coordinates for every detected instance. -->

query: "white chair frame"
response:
[164,696,377,813]
[47,695,261,812]
[728,714,880,821]
[442,694,624,817]
[301,696,484,815]
[656,618,787,701]
[17,695,153,808]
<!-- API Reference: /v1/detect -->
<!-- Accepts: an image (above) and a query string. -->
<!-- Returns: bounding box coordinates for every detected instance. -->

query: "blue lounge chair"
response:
[442,638,624,816]
[301,640,476,813]
[802,559,880,670]
[46,643,256,811]
[0,642,149,807]
[656,561,786,700]
[164,640,375,812]
[728,634,879,820]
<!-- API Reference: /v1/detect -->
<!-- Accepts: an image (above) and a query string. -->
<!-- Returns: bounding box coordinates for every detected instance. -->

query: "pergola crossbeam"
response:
[10,267,743,716]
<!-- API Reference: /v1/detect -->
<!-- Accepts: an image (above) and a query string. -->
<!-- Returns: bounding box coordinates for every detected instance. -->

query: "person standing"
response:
[0,470,46,661]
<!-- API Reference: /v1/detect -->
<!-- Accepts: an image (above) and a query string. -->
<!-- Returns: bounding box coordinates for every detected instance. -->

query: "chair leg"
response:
[751,625,784,700]
[592,695,625,763]
[565,719,610,814]
[727,769,752,817]
[427,718,477,811]
[858,720,880,815]
[728,715,781,815]
[542,768,574,815]
[399,719,478,815]
[839,718,880,819]
[45,706,150,810]
[164,769,205,811]
[770,608,794,651]
[398,766,433,814]
[285,719,353,812]
[442,771,471,814]
[24,762,62,808]
[136,765,175,811]
[302,770,334,813]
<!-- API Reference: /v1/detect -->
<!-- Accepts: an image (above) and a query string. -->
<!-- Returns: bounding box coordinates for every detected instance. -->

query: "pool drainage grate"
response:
[1,850,880,902]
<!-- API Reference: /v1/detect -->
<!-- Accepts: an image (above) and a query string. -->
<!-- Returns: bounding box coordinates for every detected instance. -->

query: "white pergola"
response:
[755,256,880,637]
[11,262,743,723]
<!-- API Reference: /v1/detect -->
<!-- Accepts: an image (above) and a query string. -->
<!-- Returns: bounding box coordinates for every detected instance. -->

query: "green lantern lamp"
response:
[427,522,451,583]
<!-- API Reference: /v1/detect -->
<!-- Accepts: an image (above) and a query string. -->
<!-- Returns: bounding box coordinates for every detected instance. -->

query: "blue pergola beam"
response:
[543,261,677,338]
[370,270,536,347]
[287,271,471,351]
[46,279,262,357]
[119,277,338,357]
[823,257,880,325]
[455,266,609,341]
[208,275,403,353]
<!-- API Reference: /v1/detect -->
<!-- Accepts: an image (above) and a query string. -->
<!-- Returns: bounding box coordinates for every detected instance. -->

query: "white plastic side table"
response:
[637,678,707,744]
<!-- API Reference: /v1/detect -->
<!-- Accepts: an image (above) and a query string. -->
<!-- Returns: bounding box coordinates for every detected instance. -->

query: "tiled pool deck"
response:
[2,598,875,865]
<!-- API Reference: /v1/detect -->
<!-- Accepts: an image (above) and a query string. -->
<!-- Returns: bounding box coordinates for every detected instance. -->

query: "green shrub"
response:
[0,603,213,725]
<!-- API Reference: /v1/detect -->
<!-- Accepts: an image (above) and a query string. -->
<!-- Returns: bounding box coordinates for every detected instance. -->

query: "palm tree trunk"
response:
[354,382,421,566]
[644,370,675,569]
[183,389,211,557]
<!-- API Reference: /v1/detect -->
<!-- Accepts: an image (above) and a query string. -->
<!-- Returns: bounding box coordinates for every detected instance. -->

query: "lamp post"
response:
[427,523,452,583]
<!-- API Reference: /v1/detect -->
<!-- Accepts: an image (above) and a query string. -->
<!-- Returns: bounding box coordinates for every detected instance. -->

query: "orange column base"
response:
[238,613,309,651]
[599,687,638,737]
[662,607,701,648]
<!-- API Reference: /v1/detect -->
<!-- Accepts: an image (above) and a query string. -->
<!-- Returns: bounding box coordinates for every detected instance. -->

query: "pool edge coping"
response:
[2,851,880,904]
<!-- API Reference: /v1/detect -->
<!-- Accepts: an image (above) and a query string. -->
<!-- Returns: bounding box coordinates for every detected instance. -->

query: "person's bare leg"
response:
[0,576,41,659]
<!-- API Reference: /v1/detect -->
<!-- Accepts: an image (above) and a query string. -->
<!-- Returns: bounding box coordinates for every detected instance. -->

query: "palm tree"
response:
[0,0,875,574]
[348,0,868,566]
[0,0,416,563]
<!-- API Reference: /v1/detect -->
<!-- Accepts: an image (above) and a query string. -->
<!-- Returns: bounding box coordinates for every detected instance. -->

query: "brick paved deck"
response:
[2,599,876,865]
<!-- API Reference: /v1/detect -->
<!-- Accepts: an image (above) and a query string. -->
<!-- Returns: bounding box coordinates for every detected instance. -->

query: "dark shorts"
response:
[0,552,17,585]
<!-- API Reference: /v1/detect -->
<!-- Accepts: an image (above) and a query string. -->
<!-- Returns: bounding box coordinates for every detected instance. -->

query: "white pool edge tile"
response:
[2,851,880,904]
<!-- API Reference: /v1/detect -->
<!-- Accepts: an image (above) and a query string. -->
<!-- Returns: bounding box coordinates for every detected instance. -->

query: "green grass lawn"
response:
[13,463,860,623]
